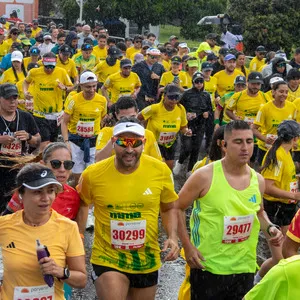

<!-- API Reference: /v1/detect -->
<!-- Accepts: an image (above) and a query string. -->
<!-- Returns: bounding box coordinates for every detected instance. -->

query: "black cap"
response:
[58,23,64,28]
[120,58,132,68]
[108,46,123,58]
[27,62,40,71]
[207,53,218,61]
[192,71,204,83]
[25,27,32,33]
[0,83,18,99]
[11,42,22,51]
[201,62,213,71]
[171,56,182,63]
[59,44,72,54]
[206,33,218,40]
[248,72,263,84]
[17,167,62,190]
[142,40,152,48]
[219,48,229,56]
[234,75,247,85]
[165,84,181,96]
[256,45,266,52]
[278,120,300,140]
[81,43,93,51]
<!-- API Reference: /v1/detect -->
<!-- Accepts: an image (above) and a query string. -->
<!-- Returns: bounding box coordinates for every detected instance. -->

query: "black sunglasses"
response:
[50,160,75,170]
[44,65,55,69]
[167,94,180,101]
[12,32,19,35]
[194,79,204,84]
[135,40,142,43]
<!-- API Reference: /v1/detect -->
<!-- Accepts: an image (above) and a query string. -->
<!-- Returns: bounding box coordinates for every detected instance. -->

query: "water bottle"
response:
[36,239,54,287]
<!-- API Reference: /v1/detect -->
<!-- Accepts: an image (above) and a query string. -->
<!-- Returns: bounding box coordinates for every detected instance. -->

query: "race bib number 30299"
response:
[13,285,54,300]
[111,220,146,250]
[222,215,254,244]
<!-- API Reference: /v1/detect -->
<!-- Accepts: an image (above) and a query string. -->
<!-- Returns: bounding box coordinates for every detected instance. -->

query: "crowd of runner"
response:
[0,16,299,300]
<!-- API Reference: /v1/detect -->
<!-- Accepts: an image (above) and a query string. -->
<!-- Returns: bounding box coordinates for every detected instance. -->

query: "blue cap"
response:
[224,54,236,61]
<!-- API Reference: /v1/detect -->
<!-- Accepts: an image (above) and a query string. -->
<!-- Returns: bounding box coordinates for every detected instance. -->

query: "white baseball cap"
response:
[178,42,188,48]
[11,50,23,62]
[80,71,97,84]
[146,47,161,56]
[270,76,284,85]
[113,122,145,137]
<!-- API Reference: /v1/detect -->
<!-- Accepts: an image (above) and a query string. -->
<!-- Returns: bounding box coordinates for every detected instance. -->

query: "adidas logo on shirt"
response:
[6,242,16,248]
[248,195,257,203]
[143,188,152,195]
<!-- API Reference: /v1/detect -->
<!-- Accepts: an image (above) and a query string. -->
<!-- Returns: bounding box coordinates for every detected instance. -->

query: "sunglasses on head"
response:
[115,137,144,148]
[44,65,55,69]
[194,78,204,84]
[167,94,180,101]
[50,159,75,170]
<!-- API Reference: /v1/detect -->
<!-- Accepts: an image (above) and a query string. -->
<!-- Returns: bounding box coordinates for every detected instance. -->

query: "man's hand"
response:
[0,135,15,145]
[184,243,206,269]
[15,130,30,141]
[268,226,284,247]
[39,257,64,278]
[151,72,160,80]
[161,238,180,261]
[203,111,209,119]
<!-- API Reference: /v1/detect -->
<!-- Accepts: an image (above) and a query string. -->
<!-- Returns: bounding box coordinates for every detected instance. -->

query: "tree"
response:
[227,0,300,56]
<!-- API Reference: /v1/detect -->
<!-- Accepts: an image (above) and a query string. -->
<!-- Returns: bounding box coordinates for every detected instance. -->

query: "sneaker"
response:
[173,160,184,176]
[86,209,95,231]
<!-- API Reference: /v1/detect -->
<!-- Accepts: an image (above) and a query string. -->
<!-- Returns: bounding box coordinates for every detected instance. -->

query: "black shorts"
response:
[263,199,297,227]
[34,117,59,142]
[158,140,177,161]
[91,264,158,288]
[190,269,253,300]
[256,147,267,166]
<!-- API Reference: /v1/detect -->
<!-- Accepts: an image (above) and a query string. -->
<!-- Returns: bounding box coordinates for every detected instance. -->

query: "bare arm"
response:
[95,140,113,162]
[160,201,180,261]
[282,236,300,258]
[226,109,239,121]
[61,113,71,143]
[101,85,110,105]
[75,200,89,235]
[252,124,267,142]
[264,179,300,202]
[64,255,87,288]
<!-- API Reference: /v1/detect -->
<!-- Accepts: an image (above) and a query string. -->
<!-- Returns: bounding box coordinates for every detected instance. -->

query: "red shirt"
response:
[7,184,80,220]
[287,209,300,243]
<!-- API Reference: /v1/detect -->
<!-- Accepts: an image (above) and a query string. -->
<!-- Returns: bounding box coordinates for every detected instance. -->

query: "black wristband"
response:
[26,133,32,141]
[266,224,280,236]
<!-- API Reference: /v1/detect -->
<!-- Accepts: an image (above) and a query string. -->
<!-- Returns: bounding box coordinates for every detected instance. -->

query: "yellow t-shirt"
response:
[192,156,212,172]
[292,97,300,151]
[77,154,178,273]
[0,40,9,62]
[72,50,81,61]
[213,69,244,97]
[288,86,300,102]
[56,57,78,80]
[74,54,98,73]
[162,60,171,71]
[93,59,121,83]
[159,71,188,88]
[23,57,42,71]
[104,71,141,104]
[227,90,270,123]
[141,101,188,147]
[31,27,43,38]
[258,63,267,73]
[92,46,108,62]
[254,101,297,151]
[126,46,140,59]
[235,66,249,78]
[211,45,220,56]
[249,57,265,72]
[5,38,21,48]
[64,91,107,136]
[0,210,84,300]
[262,146,297,204]
[25,66,73,117]
[0,68,26,84]
[95,126,162,161]
[185,72,193,89]
[204,76,218,110]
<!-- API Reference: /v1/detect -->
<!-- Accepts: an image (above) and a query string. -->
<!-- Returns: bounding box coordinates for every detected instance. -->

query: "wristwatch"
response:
[26,133,32,141]
[60,267,70,280]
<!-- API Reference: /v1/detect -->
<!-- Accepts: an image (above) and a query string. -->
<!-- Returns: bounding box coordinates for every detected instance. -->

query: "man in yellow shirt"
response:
[31,19,43,38]
[77,118,179,300]
[92,33,108,62]
[95,96,162,162]
[0,28,9,63]
[205,33,220,56]
[74,42,98,74]
[102,58,141,106]
[23,52,73,150]
[249,45,266,72]
[57,44,79,85]
[61,70,107,183]
[287,68,300,102]
[126,34,143,59]
[213,53,244,97]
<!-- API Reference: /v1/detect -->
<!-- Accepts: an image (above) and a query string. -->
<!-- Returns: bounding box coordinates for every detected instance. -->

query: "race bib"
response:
[111,220,146,250]
[56,111,64,127]
[14,284,54,300]
[158,132,176,145]
[288,181,298,204]
[1,139,22,156]
[266,134,277,149]
[222,215,254,244]
[244,116,254,125]
[76,121,95,138]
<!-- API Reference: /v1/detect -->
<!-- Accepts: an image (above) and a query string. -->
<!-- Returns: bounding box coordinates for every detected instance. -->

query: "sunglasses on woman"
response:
[115,137,144,148]
[50,160,75,170]
[167,94,180,101]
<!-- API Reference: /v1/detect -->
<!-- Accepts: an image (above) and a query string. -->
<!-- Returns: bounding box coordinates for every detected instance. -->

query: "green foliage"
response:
[227,0,300,55]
